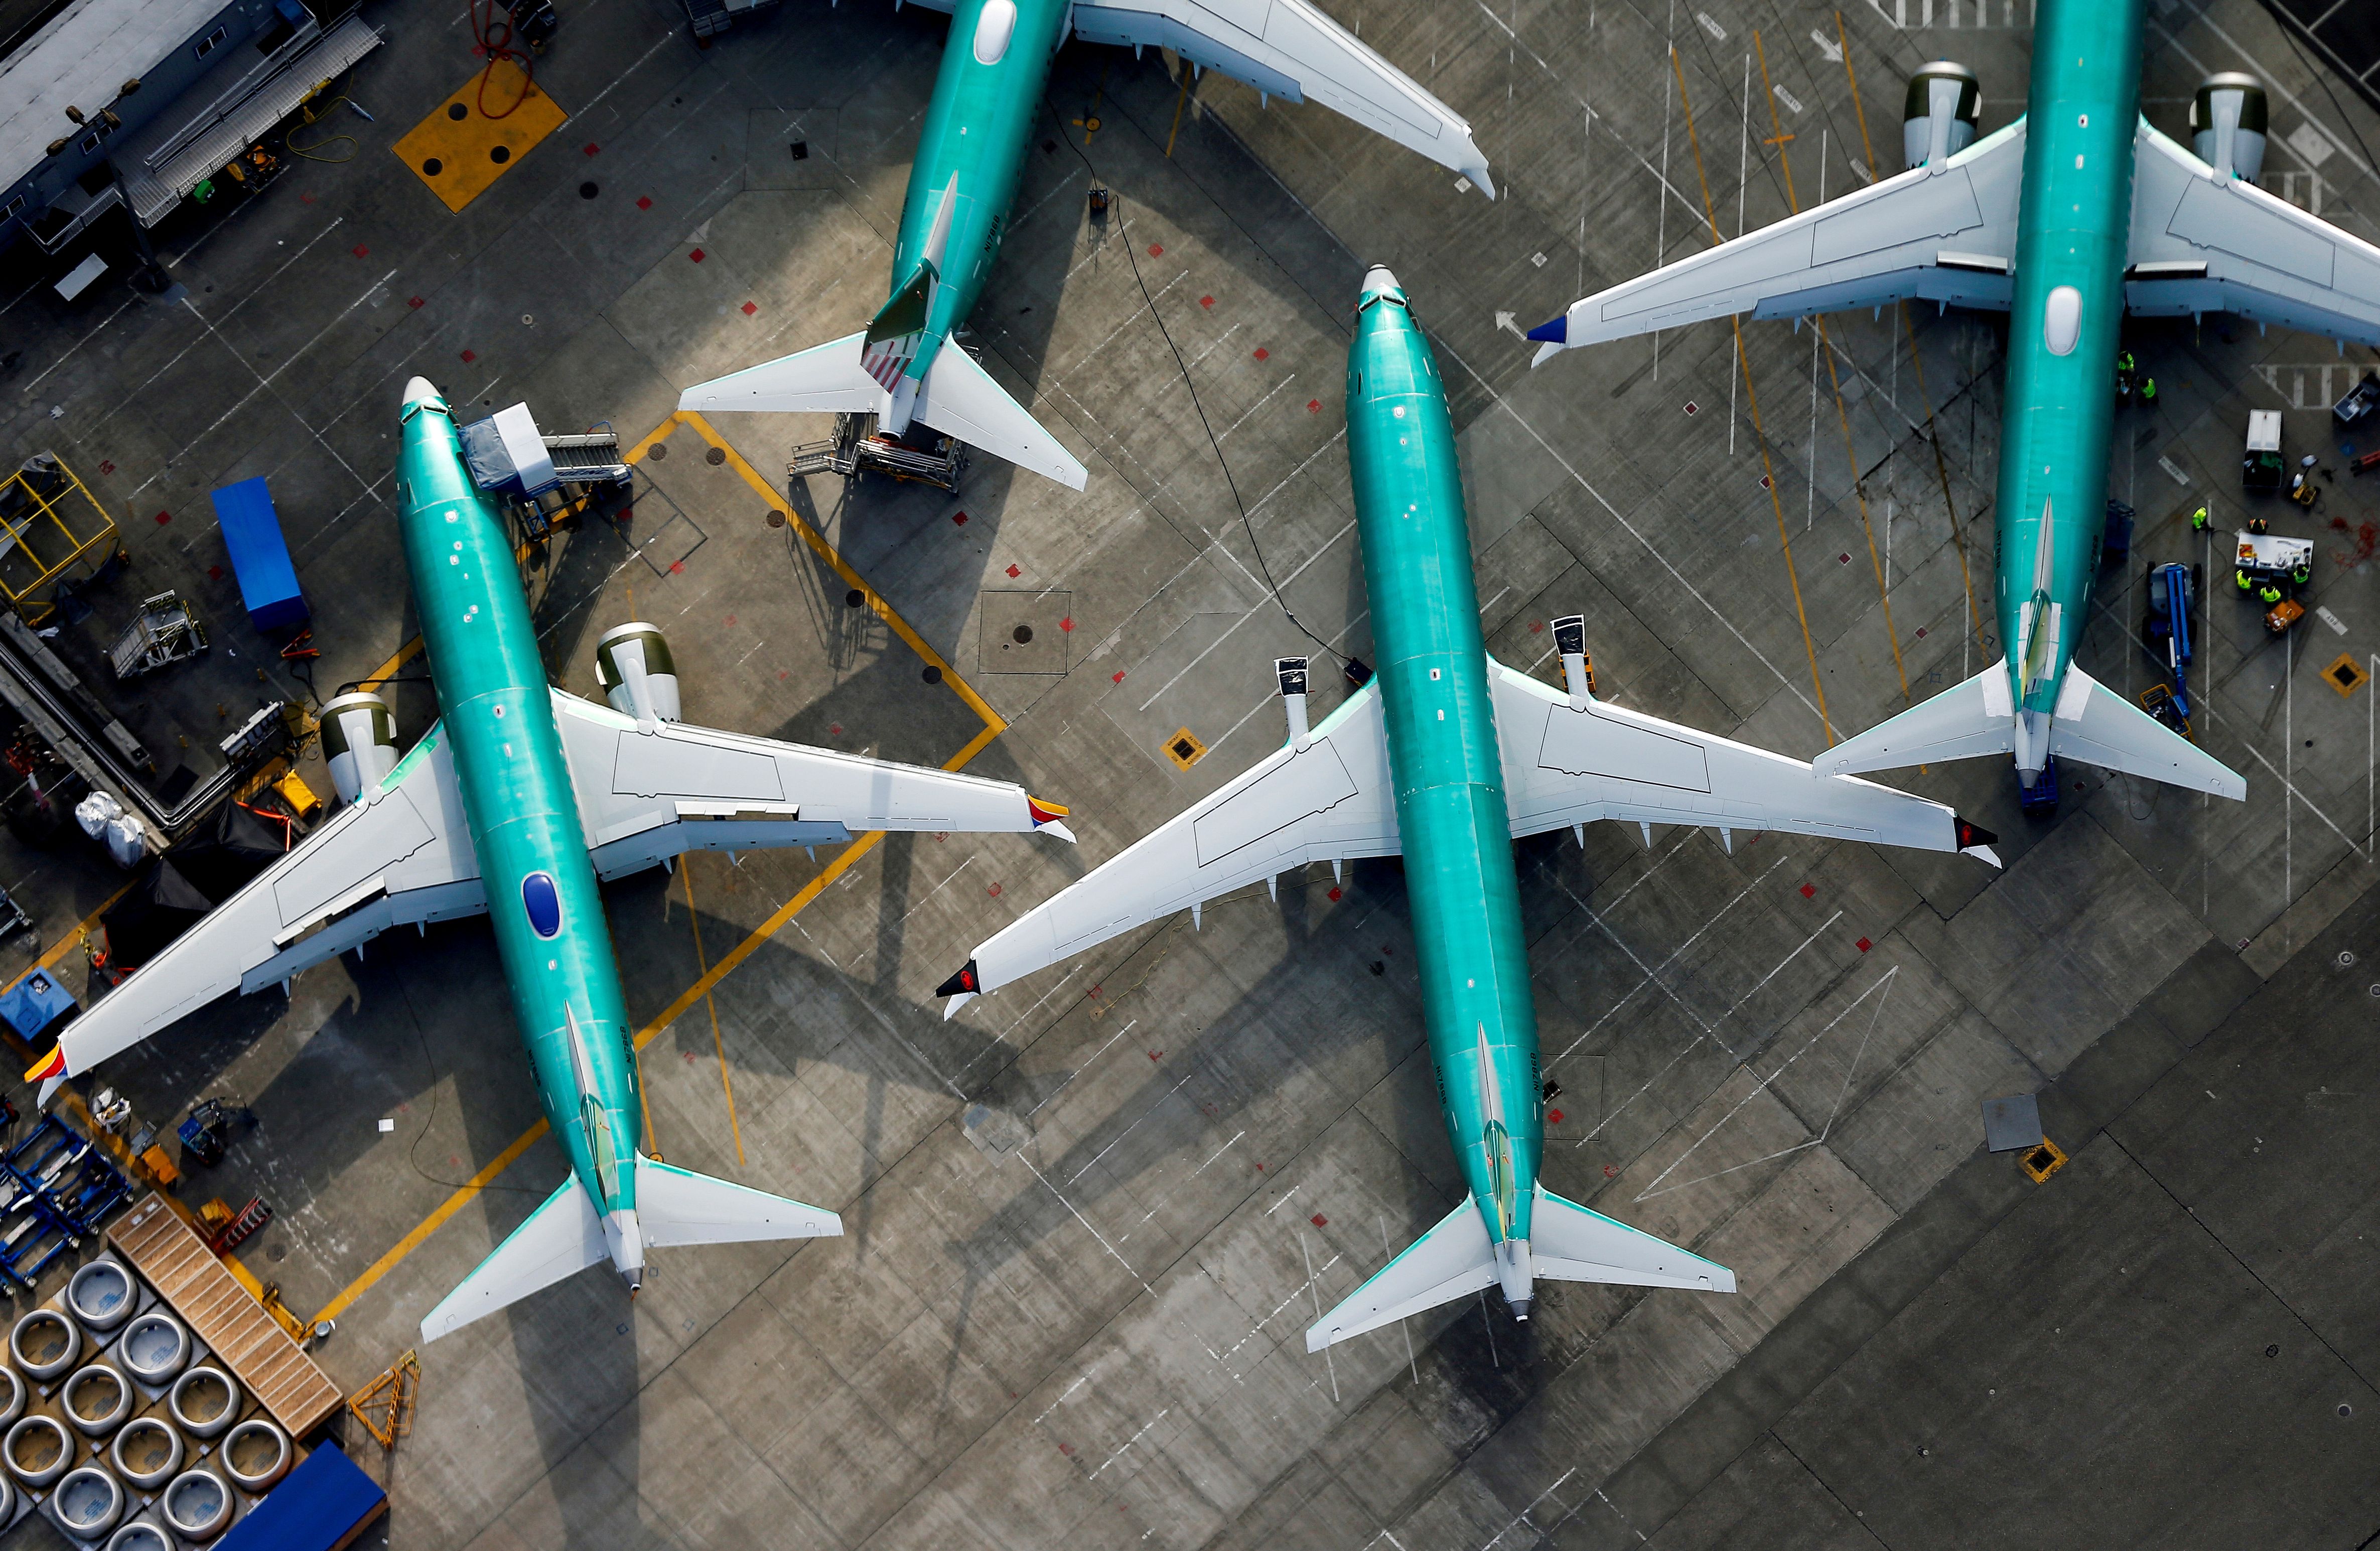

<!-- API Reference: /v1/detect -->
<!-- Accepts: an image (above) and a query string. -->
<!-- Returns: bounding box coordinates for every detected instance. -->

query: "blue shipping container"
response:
[209,478,309,633]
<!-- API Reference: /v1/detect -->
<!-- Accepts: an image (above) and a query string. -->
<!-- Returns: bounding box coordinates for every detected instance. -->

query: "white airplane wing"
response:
[1486,659,2001,861]
[913,343,1088,490]
[937,681,1401,1010]
[28,724,486,1095]
[2125,119,2380,345]
[549,690,1076,881]
[1070,0,1491,192]
[677,331,885,418]
[1528,120,2028,358]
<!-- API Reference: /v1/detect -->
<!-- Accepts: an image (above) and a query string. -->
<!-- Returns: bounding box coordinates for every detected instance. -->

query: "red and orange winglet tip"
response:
[23,1046,65,1085]
[1027,798,1076,841]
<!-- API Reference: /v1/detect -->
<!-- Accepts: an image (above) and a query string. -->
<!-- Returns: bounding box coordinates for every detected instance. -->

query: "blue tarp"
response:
[0,969,75,1042]
[218,1441,387,1550]
[209,477,309,634]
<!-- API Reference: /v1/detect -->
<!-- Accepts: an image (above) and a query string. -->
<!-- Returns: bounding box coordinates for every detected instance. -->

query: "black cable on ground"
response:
[1047,95,1347,671]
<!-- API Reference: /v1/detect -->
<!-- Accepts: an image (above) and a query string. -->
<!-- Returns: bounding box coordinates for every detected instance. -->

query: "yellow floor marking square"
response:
[393,60,568,213]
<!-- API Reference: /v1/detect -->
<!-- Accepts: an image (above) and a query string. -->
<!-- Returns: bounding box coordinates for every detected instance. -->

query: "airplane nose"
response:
[402,376,441,408]
[1362,265,1401,295]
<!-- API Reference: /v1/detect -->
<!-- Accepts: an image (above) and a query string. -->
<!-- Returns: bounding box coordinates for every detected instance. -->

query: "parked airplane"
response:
[677,0,1494,488]
[24,379,1078,1341]
[1524,3,2378,807]
[934,272,2002,1350]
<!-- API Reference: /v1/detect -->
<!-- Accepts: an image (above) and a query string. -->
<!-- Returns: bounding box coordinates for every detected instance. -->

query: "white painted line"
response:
[19,295,137,393]
[2317,605,2348,636]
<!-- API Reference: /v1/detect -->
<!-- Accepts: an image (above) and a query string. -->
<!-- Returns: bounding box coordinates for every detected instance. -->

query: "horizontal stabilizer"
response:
[1816,660,2018,778]
[678,332,885,417]
[635,1154,842,1247]
[419,1176,607,1343]
[1532,1187,1736,1291]
[1306,1198,1495,1351]
[915,342,1088,490]
[2047,664,2247,800]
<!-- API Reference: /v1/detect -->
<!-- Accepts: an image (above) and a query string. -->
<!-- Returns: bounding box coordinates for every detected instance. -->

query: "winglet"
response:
[1525,314,1567,344]
[24,1045,65,1087]
[1027,797,1077,843]
[1954,817,2003,868]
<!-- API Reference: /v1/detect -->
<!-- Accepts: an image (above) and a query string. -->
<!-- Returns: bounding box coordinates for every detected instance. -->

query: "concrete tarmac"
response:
[0,0,2374,1544]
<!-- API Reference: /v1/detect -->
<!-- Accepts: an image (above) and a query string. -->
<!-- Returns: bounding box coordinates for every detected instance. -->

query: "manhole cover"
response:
[845,589,864,608]
[579,181,598,199]
[706,447,726,466]
[645,442,667,461]
[979,590,1069,673]
[766,510,786,528]
[922,665,943,685]
[1012,624,1034,644]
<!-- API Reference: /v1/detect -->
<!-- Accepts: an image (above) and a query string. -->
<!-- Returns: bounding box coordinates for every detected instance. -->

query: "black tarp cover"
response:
[101,803,287,969]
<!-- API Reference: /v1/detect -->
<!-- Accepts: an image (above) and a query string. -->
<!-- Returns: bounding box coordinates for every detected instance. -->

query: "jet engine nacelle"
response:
[2191,72,2268,183]
[594,622,682,723]
[319,691,398,806]
[1902,62,1980,171]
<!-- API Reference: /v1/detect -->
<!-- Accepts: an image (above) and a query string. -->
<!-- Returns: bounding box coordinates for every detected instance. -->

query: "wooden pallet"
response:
[107,1195,342,1437]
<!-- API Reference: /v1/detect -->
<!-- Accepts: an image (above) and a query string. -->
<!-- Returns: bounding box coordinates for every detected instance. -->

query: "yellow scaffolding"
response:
[0,454,122,625]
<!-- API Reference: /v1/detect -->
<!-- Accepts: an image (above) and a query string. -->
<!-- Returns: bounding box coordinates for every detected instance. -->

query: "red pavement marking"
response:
[829,723,842,735]
[1005,564,1021,578]
[1111,671,1125,683]
[1838,553,1851,564]
[584,143,600,156]
[986,882,1002,896]
[1253,347,1269,360]
[741,301,757,315]
[352,244,368,258]
[1915,626,1928,638]
[1327,887,1342,901]
[461,350,476,363]
[408,296,424,308]
[1856,938,1873,952]
[1760,474,1772,489]
[951,511,968,525]
[1548,1109,1565,1124]
[689,248,706,263]
[1200,295,1214,308]
[1148,243,1163,256]
[207,566,221,580]
[1059,617,1073,631]
[667,560,683,573]
[1684,401,1699,415]
[1603,1164,1618,1178]
[1529,620,1543,632]
[1307,399,1320,413]
[637,196,652,209]
[97,461,112,475]
[1147,1050,1161,1062]
[301,193,315,204]
[154,511,170,525]
[1800,884,1816,897]
[1310,1214,1328,1227]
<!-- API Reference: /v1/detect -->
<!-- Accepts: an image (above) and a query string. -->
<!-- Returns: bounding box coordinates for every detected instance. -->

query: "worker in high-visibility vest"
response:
[2259,582,2285,605]
[2236,570,2255,593]
[2191,505,2211,532]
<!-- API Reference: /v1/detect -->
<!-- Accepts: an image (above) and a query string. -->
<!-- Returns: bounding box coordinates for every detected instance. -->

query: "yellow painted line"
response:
[681,860,747,1168]
[307,409,1008,1327]
[674,411,1010,737]
[393,60,568,214]
[1671,47,1834,743]
[6,880,135,1002]
[353,634,425,693]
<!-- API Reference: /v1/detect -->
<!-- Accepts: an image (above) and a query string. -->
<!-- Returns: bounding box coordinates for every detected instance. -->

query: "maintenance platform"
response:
[0,0,2375,1544]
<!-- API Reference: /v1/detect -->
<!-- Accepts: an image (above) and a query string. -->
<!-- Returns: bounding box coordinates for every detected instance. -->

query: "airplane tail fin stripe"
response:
[634,1154,842,1247]
[419,1175,608,1343]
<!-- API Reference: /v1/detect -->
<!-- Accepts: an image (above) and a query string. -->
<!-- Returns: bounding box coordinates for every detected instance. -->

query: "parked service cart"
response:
[208,479,309,635]
[2233,530,2314,591]
[2242,410,2285,492]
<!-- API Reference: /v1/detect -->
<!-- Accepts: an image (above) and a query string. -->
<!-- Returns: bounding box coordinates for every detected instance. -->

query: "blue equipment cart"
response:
[209,478,310,633]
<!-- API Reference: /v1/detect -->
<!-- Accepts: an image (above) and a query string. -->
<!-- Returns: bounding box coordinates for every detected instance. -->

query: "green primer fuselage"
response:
[395,385,640,1223]
[1347,276,1539,1245]
[889,0,1071,380]
[1995,0,2146,712]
